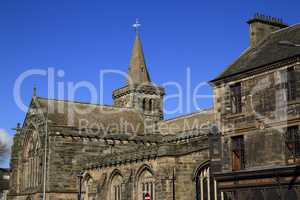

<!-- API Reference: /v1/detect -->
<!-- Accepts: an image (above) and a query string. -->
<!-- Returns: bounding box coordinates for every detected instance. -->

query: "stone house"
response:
[210,14,300,200]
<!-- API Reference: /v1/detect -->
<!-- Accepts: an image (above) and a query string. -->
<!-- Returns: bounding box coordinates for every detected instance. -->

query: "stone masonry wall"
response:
[214,63,300,172]
[86,149,209,200]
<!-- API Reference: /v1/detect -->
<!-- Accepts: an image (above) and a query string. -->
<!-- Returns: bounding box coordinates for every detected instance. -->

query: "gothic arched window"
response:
[83,173,95,200]
[137,166,155,200]
[109,171,123,200]
[194,162,216,200]
[149,99,154,112]
[142,98,147,111]
[22,132,35,190]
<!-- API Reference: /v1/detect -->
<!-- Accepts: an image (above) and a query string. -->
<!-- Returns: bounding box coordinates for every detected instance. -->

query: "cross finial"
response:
[132,18,141,33]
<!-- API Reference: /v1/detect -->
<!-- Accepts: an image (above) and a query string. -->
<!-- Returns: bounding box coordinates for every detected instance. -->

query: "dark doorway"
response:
[265,189,279,200]
[284,189,297,200]
[251,190,264,200]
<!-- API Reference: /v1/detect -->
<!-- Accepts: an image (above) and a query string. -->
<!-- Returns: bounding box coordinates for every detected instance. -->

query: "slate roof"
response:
[159,108,215,135]
[34,97,145,135]
[211,23,300,83]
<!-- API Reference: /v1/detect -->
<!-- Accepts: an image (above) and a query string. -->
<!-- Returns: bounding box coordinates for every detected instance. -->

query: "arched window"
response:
[109,171,123,200]
[142,98,147,111]
[197,167,210,200]
[22,135,33,190]
[149,99,153,112]
[194,161,216,200]
[83,173,95,200]
[22,127,41,191]
[137,166,155,200]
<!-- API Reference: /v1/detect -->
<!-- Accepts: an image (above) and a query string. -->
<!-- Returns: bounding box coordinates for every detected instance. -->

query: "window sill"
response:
[287,156,300,165]
[288,99,300,106]
[231,168,245,172]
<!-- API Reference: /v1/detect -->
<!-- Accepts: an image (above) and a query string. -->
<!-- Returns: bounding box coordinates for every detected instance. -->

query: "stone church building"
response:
[7,14,300,200]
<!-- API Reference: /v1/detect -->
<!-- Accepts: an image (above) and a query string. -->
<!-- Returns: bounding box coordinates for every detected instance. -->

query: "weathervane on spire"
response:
[132,18,141,33]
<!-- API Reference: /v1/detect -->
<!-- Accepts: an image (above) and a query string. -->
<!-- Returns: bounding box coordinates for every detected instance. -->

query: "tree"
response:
[0,130,12,164]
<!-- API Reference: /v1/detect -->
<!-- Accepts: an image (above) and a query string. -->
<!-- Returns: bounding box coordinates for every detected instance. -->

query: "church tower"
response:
[113,24,165,131]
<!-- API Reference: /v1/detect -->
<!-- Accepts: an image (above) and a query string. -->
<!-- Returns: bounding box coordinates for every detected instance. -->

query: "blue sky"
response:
[0,0,300,167]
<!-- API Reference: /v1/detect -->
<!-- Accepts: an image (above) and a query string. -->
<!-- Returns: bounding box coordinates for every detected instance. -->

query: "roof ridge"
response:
[36,96,136,110]
[270,22,300,35]
[163,108,214,122]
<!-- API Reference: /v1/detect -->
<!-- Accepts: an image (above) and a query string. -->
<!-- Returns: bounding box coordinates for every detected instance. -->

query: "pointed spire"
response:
[127,20,151,85]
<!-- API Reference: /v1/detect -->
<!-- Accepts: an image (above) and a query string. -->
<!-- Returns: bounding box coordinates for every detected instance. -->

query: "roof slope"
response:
[35,97,145,135]
[212,23,300,82]
[158,108,215,135]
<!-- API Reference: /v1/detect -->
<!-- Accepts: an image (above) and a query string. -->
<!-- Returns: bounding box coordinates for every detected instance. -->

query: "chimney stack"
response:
[247,13,288,47]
